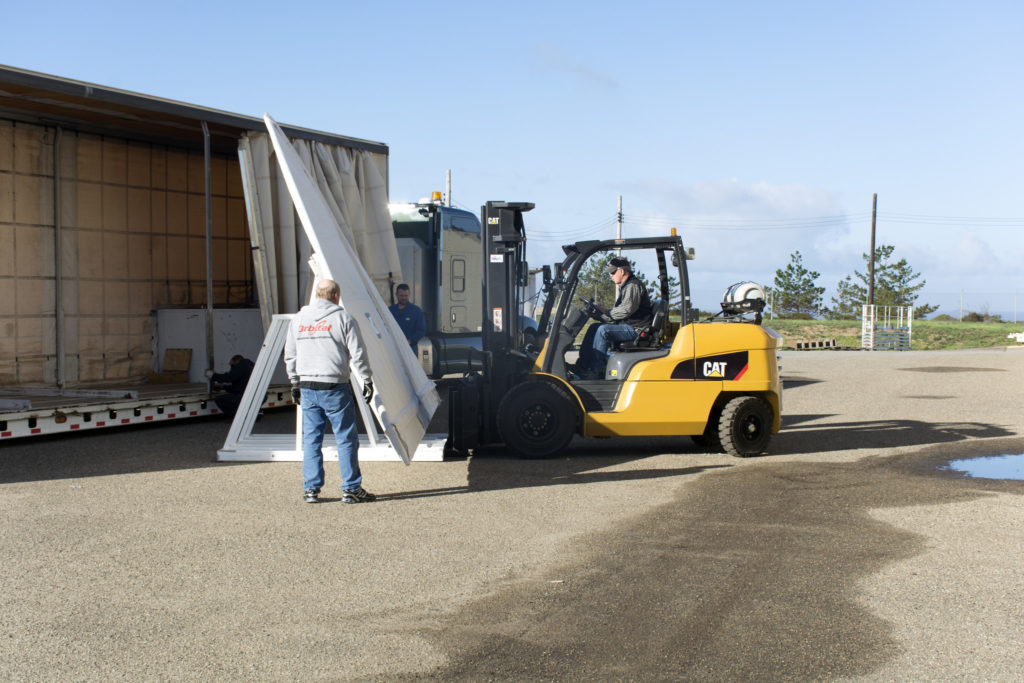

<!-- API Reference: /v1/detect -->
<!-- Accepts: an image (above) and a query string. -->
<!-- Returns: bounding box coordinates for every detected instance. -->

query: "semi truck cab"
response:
[389,200,485,378]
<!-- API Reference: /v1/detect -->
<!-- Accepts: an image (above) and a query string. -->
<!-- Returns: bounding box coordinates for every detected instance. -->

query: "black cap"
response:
[606,257,629,274]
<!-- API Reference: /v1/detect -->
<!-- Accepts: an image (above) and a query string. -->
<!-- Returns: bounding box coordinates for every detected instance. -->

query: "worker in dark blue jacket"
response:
[388,283,426,354]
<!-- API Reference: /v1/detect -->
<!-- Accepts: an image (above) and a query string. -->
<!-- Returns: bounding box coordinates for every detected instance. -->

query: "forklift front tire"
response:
[718,396,772,458]
[497,382,577,459]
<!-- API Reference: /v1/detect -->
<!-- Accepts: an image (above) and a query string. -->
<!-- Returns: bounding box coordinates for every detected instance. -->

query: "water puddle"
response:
[942,454,1024,481]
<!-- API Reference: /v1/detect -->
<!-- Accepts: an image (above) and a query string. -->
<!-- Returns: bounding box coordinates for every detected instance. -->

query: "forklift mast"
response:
[447,201,535,455]
[481,201,533,357]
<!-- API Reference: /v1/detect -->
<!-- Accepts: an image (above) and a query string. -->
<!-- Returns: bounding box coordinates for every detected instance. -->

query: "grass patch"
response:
[763,318,1023,351]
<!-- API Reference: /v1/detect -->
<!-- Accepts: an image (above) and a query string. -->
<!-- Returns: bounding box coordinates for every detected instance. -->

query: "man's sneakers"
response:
[342,487,376,504]
[303,487,376,503]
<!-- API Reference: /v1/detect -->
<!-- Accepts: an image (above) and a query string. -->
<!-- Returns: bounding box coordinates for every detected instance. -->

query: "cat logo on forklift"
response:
[704,361,728,378]
[671,351,750,381]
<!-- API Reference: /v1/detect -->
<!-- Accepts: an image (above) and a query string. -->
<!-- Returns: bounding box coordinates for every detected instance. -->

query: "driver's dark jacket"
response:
[609,275,653,328]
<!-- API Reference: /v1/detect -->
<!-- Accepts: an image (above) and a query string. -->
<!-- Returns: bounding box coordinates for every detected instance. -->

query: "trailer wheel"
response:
[718,396,772,457]
[498,382,577,459]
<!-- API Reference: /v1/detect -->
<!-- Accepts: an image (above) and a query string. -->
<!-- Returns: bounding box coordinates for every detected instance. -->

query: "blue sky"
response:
[4,0,1022,317]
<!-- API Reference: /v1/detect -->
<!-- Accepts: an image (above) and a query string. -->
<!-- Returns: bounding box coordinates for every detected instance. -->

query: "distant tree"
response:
[765,251,824,319]
[574,253,678,311]
[575,254,619,310]
[825,245,937,319]
[827,274,865,320]
[638,265,681,309]
[961,311,1005,323]
[882,250,938,318]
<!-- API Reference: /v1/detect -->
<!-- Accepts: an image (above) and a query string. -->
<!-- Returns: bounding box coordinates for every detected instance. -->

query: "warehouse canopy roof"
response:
[0,64,388,156]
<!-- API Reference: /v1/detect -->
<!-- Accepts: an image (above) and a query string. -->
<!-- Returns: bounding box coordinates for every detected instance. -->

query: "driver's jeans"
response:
[579,323,637,370]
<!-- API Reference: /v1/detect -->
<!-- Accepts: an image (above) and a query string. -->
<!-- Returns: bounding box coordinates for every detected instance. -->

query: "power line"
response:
[623,215,861,231]
[876,212,1024,227]
[448,204,1024,240]
[529,217,619,241]
[881,211,1024,221]
[542,214,619,233]
[621,211,1024,232]
[626,212,871,226]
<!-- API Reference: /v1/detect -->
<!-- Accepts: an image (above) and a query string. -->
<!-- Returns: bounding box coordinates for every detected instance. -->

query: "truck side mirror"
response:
[542,265,552,288]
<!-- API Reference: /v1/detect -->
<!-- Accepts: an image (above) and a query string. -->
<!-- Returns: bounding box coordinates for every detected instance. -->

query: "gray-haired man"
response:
[285,279,375,504]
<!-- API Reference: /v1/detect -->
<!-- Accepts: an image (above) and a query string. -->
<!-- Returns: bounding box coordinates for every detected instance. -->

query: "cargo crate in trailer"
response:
[0,64,391,438]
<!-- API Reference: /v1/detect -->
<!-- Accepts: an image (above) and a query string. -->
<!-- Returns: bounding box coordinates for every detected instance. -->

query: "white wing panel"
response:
[264,114,439,464]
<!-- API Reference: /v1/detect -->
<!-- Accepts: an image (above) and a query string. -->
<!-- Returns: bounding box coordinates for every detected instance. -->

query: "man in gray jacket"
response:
[575,257,654,379]
[285,279,375,504]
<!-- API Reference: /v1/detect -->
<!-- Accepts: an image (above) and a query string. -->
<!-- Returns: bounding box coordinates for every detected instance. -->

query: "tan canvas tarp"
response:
[0,119,252,386]
[237,131,397,330]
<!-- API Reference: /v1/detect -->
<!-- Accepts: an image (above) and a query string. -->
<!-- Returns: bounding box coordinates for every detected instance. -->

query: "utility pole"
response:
[868,193,877,307]
[445,169,452,206]
[616,195,623,256]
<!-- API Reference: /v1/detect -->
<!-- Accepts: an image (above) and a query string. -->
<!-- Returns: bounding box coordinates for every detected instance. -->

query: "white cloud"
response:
[942,231,1002,275]
[525,177,1023,315]
[614,178,856,301]
[529,43,619,91]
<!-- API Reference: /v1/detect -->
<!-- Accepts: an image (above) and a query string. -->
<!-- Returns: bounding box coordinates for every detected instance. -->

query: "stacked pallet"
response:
[791,338,838,350]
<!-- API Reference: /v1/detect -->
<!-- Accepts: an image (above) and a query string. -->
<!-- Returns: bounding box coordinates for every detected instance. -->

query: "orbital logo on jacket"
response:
[298,322,332,334]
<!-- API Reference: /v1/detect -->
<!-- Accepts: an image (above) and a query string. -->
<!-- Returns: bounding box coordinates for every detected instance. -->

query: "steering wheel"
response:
[577,296,604,321]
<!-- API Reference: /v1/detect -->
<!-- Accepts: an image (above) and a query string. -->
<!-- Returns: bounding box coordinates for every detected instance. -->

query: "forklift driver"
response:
[574,257,654,379]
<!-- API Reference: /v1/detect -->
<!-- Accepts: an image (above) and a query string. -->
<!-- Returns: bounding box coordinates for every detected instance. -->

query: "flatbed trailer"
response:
[0,384,293,440]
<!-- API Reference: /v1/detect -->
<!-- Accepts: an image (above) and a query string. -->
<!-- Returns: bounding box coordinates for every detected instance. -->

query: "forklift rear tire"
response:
[498,381,577,459]
[718,396,771,458]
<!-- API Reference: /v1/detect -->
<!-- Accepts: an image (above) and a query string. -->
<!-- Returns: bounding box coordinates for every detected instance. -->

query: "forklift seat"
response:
[615,299,669,351]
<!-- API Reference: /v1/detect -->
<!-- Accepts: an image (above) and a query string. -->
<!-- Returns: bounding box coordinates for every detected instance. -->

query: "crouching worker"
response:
[284,279,375,505]
[210,354,254,416]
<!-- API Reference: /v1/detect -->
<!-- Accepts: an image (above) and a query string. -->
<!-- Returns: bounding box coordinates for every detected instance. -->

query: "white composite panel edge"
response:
[217,434,448,462]
[263,114,439,465]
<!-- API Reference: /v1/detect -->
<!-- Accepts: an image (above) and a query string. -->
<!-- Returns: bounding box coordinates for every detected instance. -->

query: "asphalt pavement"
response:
[1,348,1022,681]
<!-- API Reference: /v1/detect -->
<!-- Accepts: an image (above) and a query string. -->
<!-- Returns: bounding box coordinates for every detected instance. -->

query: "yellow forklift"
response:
[445,202,782,459]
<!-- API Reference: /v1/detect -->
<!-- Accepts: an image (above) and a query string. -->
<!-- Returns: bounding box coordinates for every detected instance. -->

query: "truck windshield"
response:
[389,203,429,240]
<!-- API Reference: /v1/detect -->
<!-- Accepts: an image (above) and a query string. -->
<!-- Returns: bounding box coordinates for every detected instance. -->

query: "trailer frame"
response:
[0,384,292,439]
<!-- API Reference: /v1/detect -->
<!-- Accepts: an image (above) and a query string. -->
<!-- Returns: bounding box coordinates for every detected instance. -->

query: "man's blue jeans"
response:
[579,323,638,371]
[300,385,361,491]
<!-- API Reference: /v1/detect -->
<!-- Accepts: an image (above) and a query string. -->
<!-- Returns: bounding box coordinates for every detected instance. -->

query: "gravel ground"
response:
[1,348,1022,680]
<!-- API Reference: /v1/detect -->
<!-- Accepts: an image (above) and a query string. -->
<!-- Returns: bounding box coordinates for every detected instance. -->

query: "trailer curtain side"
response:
[237,132,398,331]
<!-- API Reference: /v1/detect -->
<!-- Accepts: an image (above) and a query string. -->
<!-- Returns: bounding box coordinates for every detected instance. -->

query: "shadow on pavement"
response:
[379,460,730,501]
[777,414,1015,454]
[780,375,824,389]
[0,415,247,484]
[405,437,1024,681]
[379,436,732,501]
[2,405,729,494]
